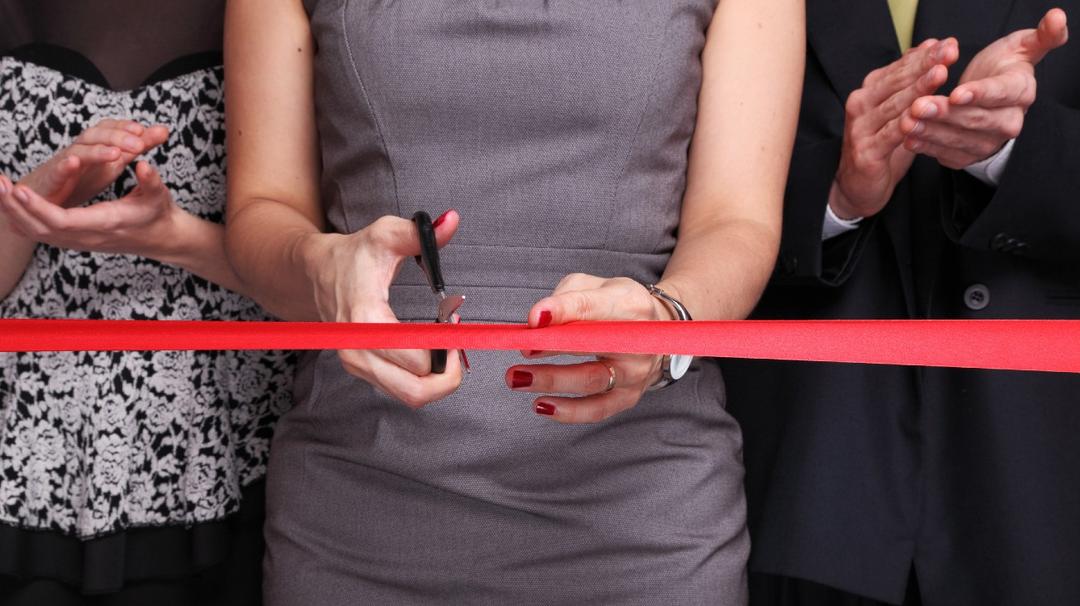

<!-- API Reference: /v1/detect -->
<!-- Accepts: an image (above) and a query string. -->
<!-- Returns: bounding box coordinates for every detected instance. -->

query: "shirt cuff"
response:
[964,138,1015,187]
[822,203,863,240]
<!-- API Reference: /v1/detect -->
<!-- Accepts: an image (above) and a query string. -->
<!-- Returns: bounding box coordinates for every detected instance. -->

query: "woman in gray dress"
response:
[225,0,802,603]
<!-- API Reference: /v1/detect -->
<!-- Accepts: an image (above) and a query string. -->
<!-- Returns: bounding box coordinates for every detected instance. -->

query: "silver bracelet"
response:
[642,283,693,390]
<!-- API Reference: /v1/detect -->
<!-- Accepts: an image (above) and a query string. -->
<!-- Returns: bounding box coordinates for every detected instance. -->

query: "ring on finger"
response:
[599,360,617,393]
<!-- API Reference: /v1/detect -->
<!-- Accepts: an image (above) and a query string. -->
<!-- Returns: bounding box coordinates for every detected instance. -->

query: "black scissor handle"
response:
[412,211,444,294]
[412,211,448,374]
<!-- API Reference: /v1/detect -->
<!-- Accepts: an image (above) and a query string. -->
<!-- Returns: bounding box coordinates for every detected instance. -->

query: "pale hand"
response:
[506,274,675,424]
[902,9,1069,169]
[19,119,169,209]
[300,211,465,408]
[0,160,190,259]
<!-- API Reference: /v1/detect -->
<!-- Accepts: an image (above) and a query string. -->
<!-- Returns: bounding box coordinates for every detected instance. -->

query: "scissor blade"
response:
[437,294,465,324]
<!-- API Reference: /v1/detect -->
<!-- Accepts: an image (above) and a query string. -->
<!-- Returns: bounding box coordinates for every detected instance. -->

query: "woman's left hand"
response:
[0,160,180,256]
[506,273,675,424]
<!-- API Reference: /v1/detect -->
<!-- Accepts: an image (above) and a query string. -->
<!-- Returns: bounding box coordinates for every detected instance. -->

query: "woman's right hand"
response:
[300,210,465,408]
[20,119,169,209]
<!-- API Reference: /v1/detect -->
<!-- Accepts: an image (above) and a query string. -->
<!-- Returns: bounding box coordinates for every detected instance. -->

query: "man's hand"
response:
[830,39,959,220]
[901,9,1069,170]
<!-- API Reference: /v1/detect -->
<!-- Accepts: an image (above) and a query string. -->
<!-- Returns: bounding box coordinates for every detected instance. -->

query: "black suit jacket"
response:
[722,1,1080,603]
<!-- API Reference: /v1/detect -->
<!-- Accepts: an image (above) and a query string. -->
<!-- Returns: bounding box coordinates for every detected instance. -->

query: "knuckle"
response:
[849,147,878,173]
[554,274,577,291]
[624,362,651,386]
[845,91,867,115]
[585,368,608,393]
[50,215,70,231]
[1002,113,1024,139]
[572,292,592,318]
[1021,82,1037,107]
[862,68,883,89]
[585,406,608,424]
[338,355,366,379]
[368,216,399,245]
[398,383,427,409]
[557,272,590,291]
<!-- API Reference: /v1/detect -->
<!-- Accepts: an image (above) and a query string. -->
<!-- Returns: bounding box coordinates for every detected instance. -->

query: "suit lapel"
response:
[806,0,901,101]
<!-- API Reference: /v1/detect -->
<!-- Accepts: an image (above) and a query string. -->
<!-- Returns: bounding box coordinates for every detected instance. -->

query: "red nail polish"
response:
[537,310,552,328]
[535,401,556,416]
[511,370,533,389]
[433,209,454,228]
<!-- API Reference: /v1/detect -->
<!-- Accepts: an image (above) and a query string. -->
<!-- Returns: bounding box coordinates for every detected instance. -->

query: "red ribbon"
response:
[1,319,1078,373]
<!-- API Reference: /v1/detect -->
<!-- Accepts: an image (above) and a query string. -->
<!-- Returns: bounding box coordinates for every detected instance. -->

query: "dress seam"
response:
[341,0,402,220]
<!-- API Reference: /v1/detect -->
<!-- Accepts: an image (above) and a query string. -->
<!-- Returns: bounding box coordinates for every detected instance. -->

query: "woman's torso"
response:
[267,2,748,603]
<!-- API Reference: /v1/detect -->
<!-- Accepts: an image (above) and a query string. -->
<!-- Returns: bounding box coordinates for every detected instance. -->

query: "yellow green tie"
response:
[887,0,919,52]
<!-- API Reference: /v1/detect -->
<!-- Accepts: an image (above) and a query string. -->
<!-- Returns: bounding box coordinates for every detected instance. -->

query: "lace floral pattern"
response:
[0,57,295,539]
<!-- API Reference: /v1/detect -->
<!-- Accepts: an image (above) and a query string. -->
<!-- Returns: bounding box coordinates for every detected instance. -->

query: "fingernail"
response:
[537,310,552,328]
[510,370,533,389]
[534,401,556,416]
[432,209,454,228]
[956,91,974,105]
[12,188,28,203]
[920,102,937,118]
[911,120,925,134]
[0,181,7,196]
[123,136,143,150]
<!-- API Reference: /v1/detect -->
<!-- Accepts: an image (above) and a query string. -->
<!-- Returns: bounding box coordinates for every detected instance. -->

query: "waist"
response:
[390,244,669,323]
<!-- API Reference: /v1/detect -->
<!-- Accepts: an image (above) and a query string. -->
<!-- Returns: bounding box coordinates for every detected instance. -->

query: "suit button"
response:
[780,253,798,274]
[964,284,991,311]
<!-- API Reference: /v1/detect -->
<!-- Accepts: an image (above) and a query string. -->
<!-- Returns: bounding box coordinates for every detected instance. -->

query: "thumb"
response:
[370,209,461,258]
[1020,8,1069,64]
[131,161,168,199]
[36,155,82,202]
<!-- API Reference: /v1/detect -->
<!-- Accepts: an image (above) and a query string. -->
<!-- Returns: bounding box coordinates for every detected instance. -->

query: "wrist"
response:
[649,280,684,321]
[827,180,865,221]
[139,203,190,262]
[295,231,340,281]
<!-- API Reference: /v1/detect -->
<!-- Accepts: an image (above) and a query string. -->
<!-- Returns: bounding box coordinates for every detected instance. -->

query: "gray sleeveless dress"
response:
[266,1,747,603]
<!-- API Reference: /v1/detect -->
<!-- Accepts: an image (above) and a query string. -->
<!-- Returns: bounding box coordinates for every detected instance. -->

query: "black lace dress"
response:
[0,2,294,603]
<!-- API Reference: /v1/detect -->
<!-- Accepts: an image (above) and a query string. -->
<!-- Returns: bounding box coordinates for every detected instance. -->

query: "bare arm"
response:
[659,0,806,321]
[223,0,323,320]
[511,0,807,423]
[225,0,464,407]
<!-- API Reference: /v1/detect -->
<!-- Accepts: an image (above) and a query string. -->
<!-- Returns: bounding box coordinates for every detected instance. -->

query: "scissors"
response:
[413,211,470,375]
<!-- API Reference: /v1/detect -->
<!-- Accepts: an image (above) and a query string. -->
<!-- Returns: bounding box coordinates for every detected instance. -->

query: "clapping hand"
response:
[0,159,180,256]
[901,9,1069,169]
[18,119,169,208]
[830,38,960,219]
